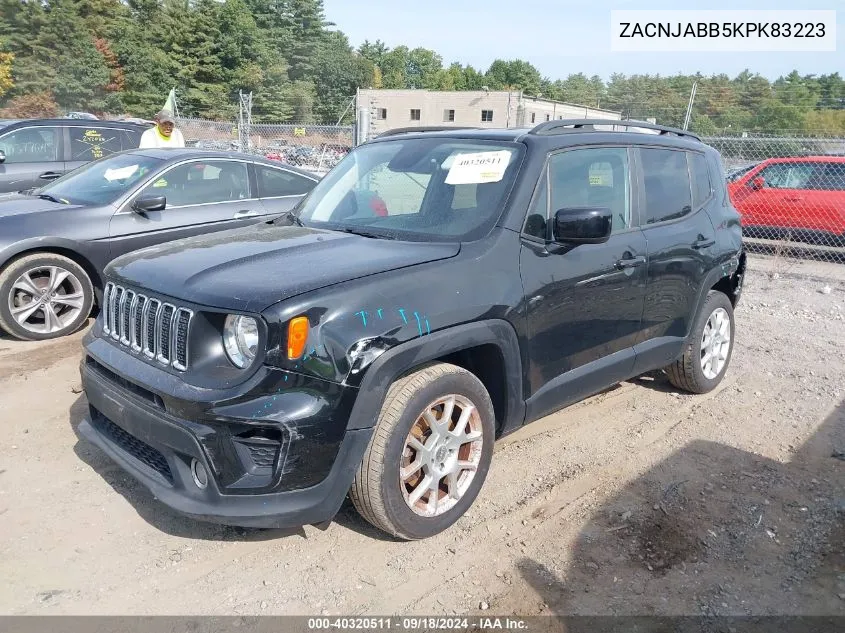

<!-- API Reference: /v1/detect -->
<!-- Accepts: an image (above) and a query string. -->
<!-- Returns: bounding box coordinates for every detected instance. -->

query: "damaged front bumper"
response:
[78,335,372,529]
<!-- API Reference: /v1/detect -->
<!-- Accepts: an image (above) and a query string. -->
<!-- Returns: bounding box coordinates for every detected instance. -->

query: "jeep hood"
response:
[105,222,461,312]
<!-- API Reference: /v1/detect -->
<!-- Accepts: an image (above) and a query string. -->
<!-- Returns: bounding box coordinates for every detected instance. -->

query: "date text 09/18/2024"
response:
[307,617,529,630]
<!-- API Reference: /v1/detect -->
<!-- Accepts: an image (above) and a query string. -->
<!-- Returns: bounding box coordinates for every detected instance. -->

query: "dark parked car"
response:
[0,118,149,194]
[78,121,746,540]
[0,148,319,340]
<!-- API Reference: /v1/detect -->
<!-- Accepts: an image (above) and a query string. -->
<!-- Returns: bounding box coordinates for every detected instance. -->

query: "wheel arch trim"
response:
[1,239,103,300]
[345,319,525,433]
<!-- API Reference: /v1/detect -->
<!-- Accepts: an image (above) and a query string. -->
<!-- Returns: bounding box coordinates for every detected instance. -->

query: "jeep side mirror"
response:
[553,207,612,244]
[0,150,5,164]
[750,176,765,190]
[132,195,166,215]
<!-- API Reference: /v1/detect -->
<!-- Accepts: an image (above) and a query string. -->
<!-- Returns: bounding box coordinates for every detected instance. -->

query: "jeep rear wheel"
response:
[665,290,735,394]
[349,363,495,540]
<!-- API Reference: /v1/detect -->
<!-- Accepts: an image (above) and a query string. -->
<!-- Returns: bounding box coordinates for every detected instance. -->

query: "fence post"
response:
[355,107,370,146]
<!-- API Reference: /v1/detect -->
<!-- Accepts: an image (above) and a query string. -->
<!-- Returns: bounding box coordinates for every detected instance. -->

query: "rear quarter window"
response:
[688,152,713,208]
[68,127,125,160]
[256,165,315,198]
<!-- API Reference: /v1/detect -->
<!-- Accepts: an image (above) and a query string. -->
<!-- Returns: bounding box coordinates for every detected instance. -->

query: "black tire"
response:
[0,252,94,341]
[349,362,495,540]
[666,290,735,394]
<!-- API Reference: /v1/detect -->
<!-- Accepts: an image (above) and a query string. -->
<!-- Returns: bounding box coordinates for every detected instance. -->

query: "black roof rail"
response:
[528,119,701,141]
[375,126,480,138]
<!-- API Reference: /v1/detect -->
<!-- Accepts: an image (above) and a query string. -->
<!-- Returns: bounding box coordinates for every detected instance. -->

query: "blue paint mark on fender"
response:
[355,310,368,327]
[398,308,408,324]
[377,308,384,319]
[424,318,431,335]
[413,311,423,336]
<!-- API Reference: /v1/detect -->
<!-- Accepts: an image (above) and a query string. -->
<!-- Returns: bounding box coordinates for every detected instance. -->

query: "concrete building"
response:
[356,89,622,140]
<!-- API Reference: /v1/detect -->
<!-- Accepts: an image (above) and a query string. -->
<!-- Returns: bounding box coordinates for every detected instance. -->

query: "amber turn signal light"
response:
[287,316,309,359]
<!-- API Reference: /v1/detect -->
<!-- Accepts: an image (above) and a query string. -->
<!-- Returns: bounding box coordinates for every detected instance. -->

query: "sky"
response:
[321,0,843,81]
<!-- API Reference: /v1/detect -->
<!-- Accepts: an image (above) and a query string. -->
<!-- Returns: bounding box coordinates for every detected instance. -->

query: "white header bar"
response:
[610,10,837,52]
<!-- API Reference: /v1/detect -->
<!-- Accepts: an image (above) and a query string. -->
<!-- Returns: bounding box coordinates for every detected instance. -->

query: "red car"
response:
[727,156,845,246]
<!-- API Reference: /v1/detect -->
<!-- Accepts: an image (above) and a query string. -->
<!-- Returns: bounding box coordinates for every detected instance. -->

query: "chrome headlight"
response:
[223,314,259,369]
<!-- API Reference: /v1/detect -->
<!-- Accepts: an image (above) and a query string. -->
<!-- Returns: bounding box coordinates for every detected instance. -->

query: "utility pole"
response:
[682,81,698,131]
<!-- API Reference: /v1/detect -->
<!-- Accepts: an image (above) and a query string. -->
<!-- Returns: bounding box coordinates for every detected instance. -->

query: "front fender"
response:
[345,319,526,433]
[0,236,105,290]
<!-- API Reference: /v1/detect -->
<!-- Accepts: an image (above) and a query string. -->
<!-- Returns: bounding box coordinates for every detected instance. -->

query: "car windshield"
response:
[293,137,524,242]
[33,153,163,206]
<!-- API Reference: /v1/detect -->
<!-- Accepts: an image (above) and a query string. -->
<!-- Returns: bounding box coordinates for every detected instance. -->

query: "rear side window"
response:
[256,165,315,198]
[639,148,692,224]
[68,127,124,161]
[689,152,713,208]
[809,162,845,191]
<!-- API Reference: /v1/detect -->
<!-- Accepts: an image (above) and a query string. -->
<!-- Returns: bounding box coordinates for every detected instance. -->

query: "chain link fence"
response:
[175,117,353,176]
[702,133,845,272]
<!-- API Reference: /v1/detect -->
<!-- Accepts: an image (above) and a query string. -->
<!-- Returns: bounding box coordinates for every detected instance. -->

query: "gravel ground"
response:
[0,255,843,616]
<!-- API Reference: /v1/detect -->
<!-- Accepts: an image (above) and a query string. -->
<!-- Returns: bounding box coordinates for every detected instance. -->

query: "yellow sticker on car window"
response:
[152,178,168,188]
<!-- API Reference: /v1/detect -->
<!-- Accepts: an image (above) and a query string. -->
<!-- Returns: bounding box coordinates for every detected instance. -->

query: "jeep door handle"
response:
[616,255,646,269]
[692,238,716,249]
[39,171,62,180]
[233,209,258,218]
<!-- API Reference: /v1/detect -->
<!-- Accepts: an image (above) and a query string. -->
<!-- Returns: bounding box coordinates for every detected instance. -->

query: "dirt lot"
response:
[0,256,843,617]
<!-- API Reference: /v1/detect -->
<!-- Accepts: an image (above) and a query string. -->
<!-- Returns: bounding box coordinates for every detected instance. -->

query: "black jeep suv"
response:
[78,120,745,540]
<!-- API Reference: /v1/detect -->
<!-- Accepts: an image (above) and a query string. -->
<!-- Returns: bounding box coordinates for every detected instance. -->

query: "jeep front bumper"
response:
[78,336,372,529]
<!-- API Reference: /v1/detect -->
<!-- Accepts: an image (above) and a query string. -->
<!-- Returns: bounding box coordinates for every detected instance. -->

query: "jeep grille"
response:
[102,282,193,371]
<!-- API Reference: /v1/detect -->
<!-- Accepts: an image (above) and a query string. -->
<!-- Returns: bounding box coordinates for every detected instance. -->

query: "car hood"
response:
[0,193,86,217]
[105,222,461,312]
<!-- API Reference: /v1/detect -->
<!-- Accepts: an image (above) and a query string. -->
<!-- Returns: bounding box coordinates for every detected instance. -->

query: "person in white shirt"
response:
[138,110,185,148]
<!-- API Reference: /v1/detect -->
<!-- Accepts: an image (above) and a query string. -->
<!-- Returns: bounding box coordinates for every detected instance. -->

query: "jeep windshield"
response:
[30,153,163,206]
[291,137,524,242]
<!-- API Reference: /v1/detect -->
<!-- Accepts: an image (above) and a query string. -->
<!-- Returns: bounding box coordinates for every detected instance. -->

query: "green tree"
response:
[753,99,804,132]
[407,47,442,89]
[286,0,328,81]
[313,31,374,123]
[802,109,845,134]
[484,59,542,94]
[358,39,388,67]
[0,0,54,97]
[0,52,13,99]
[380,45,409,89]
[287,79,317,122]
[815,73,845,110]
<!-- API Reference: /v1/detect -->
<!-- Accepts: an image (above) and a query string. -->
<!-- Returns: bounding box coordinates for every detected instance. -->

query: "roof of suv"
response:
[369,119,705,148]
[4,118,151,130]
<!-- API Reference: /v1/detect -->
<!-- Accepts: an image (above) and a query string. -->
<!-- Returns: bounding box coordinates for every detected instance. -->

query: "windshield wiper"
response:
[272,209,304,227]
[37,193,65,204]
[332,226,396,240]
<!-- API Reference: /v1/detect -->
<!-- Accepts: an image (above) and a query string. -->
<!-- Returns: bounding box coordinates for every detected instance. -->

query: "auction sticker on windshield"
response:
[104,165,139,181]
[445,150,511,185]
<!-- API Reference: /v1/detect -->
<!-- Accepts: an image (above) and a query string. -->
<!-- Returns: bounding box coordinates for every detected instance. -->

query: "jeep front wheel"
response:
[350,363,495,540]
